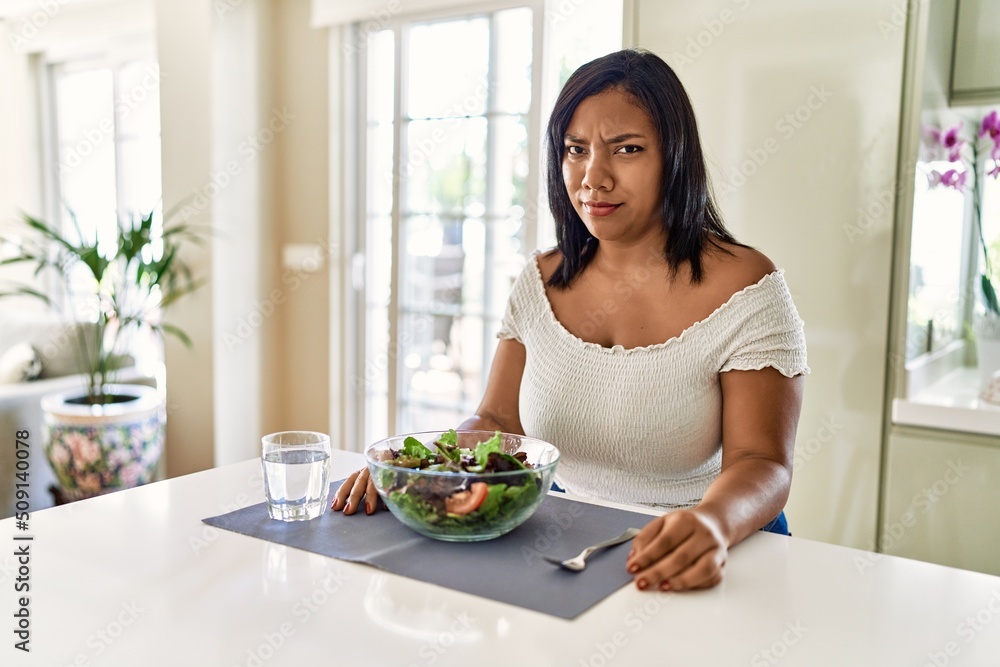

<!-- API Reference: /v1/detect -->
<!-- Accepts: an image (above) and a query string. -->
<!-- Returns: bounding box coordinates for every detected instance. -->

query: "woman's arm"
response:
[458,338,527,435]
[625,366,804,591]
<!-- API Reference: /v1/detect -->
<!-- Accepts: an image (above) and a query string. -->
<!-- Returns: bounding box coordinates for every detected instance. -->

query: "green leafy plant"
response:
[0,207,207,404]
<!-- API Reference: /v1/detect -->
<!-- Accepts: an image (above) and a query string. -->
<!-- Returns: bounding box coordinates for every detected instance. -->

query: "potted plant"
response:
[0,207,205,500]
[922,110,1000,392]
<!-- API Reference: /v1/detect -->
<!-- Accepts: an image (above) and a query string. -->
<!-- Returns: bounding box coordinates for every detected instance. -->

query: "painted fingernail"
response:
[637,578,648,590]
[343,502,352,513]
[366,503,374,515]
[627,563,639,574]
[659,581,672,591]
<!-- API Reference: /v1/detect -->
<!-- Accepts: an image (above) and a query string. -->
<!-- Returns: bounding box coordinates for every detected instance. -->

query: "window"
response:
[906,159,969,360]
[48,56,163,254]
[905,107,1000,365]
[349,1,622,446]
[43,51,163,363]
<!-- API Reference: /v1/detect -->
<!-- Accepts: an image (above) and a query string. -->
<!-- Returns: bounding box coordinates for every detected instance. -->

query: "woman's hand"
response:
[330,467,382,515]
[624,509,728,592]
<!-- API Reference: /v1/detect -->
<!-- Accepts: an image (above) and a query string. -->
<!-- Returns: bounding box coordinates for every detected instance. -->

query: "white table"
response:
[2,451,999,666]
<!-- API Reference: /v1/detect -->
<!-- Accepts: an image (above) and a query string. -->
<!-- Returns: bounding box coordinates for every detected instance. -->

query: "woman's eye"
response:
[616,145,642,154]
[565,145,585,155]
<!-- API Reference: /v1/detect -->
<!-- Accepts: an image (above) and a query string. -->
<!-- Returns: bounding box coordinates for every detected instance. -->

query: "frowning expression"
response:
[562,88,664,246]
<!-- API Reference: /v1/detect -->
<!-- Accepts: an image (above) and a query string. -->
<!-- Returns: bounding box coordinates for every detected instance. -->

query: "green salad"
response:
[378,429,542,535]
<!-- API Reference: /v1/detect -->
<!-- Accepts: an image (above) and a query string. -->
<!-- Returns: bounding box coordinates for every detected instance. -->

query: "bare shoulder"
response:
[536,248,562,283]
[702,239,778,294]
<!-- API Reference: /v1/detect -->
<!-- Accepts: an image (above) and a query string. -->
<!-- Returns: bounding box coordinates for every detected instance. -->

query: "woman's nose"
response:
[581,154,613,191]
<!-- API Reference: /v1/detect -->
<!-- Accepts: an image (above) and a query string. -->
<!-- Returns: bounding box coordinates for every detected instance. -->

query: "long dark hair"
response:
[545,48,739,288]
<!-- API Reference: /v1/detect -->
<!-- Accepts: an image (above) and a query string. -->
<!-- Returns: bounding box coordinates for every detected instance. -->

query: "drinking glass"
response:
[261,431,332,521]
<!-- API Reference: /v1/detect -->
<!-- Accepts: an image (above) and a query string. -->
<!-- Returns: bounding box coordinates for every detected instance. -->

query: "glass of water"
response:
[261,431,332,521]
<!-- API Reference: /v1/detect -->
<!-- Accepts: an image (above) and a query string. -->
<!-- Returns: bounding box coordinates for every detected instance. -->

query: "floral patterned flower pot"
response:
[41,384,165,502]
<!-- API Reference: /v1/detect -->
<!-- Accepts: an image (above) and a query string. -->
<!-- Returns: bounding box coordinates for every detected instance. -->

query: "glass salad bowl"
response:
[364,430,560,542]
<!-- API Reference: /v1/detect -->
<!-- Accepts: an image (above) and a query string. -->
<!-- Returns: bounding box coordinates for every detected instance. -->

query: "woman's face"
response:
[561,88,664,247]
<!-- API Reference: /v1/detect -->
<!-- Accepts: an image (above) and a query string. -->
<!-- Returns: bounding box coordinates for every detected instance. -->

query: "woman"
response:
[333,49,808,593]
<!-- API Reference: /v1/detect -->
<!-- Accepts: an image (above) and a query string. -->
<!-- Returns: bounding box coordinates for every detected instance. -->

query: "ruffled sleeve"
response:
[496,259,534,343]
[718,271,809,378]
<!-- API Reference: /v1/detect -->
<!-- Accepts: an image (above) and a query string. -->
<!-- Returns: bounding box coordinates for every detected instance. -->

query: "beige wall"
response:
[0,24,40,224]
[634,0,906,549]
[155,0,216,476]
[270,0,330,434]
[0,20,41,297]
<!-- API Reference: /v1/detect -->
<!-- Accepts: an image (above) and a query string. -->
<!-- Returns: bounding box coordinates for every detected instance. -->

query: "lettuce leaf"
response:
[401,436,433,461]
[473,431,503,467]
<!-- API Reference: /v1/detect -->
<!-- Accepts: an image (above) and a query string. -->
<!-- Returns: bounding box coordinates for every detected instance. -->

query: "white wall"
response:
[209,0,272,465]
[634,0,907,548]
[154,0,216,476]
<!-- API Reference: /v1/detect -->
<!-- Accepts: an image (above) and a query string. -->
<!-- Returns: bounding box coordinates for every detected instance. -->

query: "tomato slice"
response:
[445,482,489,515]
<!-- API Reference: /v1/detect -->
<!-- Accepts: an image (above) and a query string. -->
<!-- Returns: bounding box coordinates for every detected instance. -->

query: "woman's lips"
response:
[583,202,621,217]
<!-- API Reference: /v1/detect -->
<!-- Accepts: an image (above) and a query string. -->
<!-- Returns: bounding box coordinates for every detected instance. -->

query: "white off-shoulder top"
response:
[497,253,809,509]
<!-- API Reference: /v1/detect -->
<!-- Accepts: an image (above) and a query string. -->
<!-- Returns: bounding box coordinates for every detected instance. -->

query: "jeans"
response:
[760,511,790,536]
[550,483,790,536]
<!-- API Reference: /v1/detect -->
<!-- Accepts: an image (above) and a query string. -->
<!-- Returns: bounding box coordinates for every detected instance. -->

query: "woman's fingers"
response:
[668,549,726,591]
[330,468,378,514]
[364,469,380,514]
[330,469,361,511]
[626,513,694,574]
[343,468,371,514]
[626,510,727,591]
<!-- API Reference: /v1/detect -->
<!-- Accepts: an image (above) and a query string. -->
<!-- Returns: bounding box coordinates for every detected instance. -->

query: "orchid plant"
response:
[922,110,1000,315]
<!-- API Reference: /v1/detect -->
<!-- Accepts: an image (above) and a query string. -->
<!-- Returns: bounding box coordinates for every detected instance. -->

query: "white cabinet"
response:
[951,0,1000,104]
[883,427,1000,575]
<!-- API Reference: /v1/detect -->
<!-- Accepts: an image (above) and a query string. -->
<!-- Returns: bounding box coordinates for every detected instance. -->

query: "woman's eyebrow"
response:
[564,132,647,144]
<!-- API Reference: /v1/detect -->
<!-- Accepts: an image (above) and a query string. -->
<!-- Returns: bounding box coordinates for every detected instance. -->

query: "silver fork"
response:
[542,527,641,572]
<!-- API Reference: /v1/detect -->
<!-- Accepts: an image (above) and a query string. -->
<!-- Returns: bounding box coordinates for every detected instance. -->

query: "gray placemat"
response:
[203,483,655,619]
